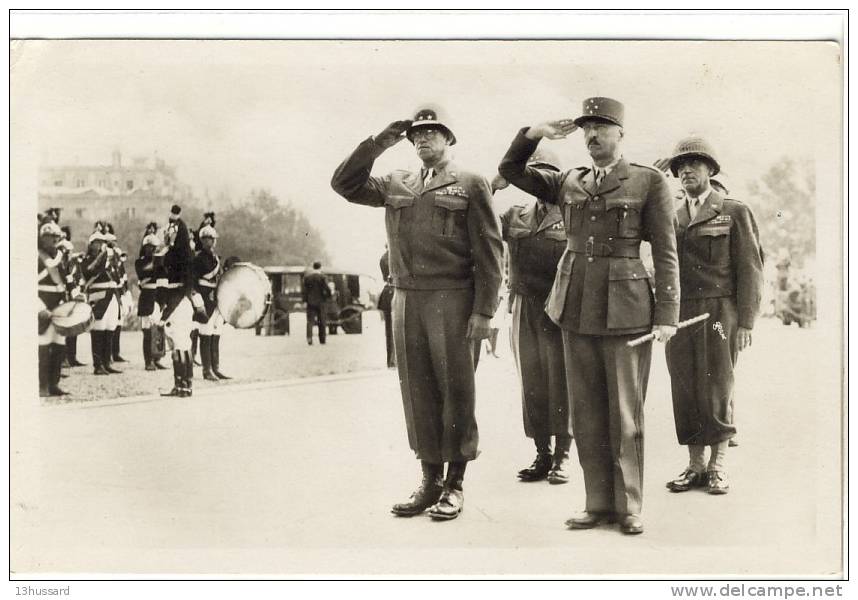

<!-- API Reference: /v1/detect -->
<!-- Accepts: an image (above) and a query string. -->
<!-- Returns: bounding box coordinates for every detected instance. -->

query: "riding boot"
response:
[183,350,194,397]
[429,461,467,520]
[91,331,109,375]
[102,332,122,374]
[211,335,231,380]
[143,328,155,370]
[38,345,51,397]
[161,350,183,396]
[48,344,69,396]
[66,335,85,366]
[112,326,127,362]
[190,331,201,366]
[200,335,218,381]
[391,461,444,516]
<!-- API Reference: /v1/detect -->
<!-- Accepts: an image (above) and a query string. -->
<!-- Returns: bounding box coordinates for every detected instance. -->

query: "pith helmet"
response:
[574,97,624,128]
[406,104,457,145]
[669,136,721,177]
[528,146,562,172]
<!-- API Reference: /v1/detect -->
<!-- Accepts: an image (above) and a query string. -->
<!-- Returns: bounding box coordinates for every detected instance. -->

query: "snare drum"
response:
[216,263,271,329]
[51,300,94,337]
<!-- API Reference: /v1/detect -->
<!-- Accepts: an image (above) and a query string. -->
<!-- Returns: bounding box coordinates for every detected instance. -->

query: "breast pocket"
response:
[696,224,731,264]
[605,197,644,238]
[384,194,415,235]
[432,195,469,237]
[563,199,587,232]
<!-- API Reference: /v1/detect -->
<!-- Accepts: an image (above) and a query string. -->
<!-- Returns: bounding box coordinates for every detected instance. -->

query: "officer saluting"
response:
[159,205,207,397]
[331,105,503,521]
[662,138,763,495]
[493,147,574,485]
[498,97,680,535]
[135,223,168,371]
[192,213,230,381]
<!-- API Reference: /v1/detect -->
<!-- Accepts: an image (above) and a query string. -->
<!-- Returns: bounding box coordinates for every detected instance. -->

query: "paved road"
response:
[11,319,842,576]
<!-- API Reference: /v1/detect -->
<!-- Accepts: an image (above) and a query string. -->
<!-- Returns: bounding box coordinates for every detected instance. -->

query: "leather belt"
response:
[568,236,641,258]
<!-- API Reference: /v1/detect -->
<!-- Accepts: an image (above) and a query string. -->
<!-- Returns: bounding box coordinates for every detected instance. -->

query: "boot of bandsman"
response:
[494,147,576,486]
[331,104,503,521]
[192,214,228,382]
[37,220,70,397]
[157,205,202,398]
[82,222,122,376]
[498,97,681,535]
[658,137,763,497]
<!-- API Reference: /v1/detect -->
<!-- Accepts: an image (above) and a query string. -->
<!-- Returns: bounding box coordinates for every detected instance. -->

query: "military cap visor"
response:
[669,152,721,177]
[574,97,625,128]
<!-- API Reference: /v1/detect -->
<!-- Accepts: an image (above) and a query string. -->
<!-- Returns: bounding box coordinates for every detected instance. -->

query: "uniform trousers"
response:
[392,287,479,464]
[563,331,651,516]
[140,304,162,330]
[197,308,224,336]
[510,293,571,439]
[164,297,194,352]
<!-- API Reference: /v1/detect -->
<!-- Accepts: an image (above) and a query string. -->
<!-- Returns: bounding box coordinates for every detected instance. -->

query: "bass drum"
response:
[216,263,272,329]
[51,300,94,336]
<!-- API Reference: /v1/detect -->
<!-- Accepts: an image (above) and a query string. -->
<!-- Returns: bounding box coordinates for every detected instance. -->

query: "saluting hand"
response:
[737,327,752,351]
[490,174,509,193]
[466,314,493,341]
[526,119,578,140]
[374,120,413,149]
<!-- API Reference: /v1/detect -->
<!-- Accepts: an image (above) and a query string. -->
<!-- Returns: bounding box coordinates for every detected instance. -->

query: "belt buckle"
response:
[585,236,594,258]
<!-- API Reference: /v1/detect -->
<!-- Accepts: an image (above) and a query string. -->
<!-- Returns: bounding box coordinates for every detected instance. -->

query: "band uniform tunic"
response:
[665,190,763,445]
[331,136,503,464]
[501,201,571,440]
[499,129,680,516]
[38,249,69,345]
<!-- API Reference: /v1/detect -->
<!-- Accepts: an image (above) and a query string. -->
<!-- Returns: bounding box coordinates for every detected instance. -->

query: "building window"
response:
[76,179,85,188]
[147,179,155,187]
[75,208,85,218]
[54,180,63,187]
[127,207,136,217]
[114,180,120,189]
[146,206,156,213]
[97,179,106,188]
[126,180,134,190]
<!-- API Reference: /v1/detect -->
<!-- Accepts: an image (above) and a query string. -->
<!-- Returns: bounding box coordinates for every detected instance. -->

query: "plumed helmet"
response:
[89,221,107,243]
[200,212,216,229]
[142,233,160,247]
[39,221,63,237]
[527,146,562,172]
[102,222,117,242]
[668,136,721,177]
[199,225,218,239]
[406,104,457,145]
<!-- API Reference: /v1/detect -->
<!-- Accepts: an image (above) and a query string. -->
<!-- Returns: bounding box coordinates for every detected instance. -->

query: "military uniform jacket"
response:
[499,129,680,335]
[501,202,567,302]
[160,218,195,320]
[38,249,68,311]
[64,253,85,299]
[81,249,115,319]
[675,190,763,329]
[135,255,166,317]
[331,136,503,317]
[192,249,221,316]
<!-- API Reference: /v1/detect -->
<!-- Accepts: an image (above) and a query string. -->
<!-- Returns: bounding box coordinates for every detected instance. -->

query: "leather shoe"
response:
[517,453,553,481]
[666,468,707,492]
[428,489,464,521]
[391,482,443,517]
[620,514,644,535]
[547,453,570,485]
[707,470,730,494]
[728,438,739,447]
[565,511,616,529]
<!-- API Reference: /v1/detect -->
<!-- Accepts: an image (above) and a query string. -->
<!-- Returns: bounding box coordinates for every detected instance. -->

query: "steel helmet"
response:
[406,104,457,145]
[669,136,721,177]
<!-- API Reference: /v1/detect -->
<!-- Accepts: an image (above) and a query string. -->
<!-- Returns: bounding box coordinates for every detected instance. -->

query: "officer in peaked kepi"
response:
[662,137,763,496]
[331,104,503,521]
[498,97,680,535]
[492,147,574,486]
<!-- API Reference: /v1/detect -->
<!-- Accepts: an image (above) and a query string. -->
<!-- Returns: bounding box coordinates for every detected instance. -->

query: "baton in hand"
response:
[626,312,711,347]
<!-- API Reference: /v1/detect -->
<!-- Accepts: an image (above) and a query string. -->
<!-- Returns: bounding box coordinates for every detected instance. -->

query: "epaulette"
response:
[630,162,663,174]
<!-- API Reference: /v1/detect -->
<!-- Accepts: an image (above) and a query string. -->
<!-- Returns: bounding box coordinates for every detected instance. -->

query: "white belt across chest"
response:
[197,279,217,288]
[89,281,118,290]
[38,283,65,293]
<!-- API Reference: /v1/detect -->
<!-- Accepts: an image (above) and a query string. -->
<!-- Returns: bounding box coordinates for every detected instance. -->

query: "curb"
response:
[48,368,394,410]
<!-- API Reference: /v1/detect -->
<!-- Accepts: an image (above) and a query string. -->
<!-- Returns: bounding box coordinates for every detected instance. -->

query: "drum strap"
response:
[38,250,65,286]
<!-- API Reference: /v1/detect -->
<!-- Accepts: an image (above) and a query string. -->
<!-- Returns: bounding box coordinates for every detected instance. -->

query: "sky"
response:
[12,38,840,277]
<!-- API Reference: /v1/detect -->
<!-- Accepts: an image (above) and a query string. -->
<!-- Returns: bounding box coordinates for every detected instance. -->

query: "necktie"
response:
[689,197,701,220]
[423,168,434,188]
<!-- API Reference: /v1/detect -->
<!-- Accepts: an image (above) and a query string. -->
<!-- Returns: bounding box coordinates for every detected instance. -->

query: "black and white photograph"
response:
[8,9,847,587]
